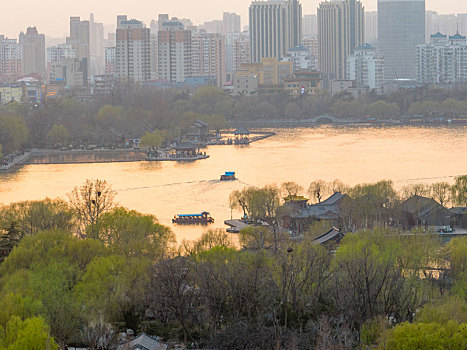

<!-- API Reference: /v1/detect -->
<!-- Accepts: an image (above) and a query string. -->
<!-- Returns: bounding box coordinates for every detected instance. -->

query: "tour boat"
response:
[172,211,214,225]
[220,171,236,181]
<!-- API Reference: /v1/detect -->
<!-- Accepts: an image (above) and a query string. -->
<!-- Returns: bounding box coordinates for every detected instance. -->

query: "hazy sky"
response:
[2,0,467,38]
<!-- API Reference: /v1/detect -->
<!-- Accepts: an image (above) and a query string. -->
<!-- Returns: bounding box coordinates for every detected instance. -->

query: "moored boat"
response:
[172,211,214,225]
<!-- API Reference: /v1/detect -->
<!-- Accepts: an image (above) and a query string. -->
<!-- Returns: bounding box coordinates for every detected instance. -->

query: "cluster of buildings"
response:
[1,0,467,106]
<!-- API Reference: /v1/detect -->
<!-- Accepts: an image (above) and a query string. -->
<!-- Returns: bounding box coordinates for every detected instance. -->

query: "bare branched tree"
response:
[68,179,116,238]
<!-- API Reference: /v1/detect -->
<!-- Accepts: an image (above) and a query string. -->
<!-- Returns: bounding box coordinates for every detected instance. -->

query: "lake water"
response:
[1,126,466,242]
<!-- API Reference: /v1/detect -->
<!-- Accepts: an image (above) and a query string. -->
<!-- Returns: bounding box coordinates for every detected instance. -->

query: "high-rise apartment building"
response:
[378,0,425,81]
[417,32,467,84]
[116,19,151,83]
[223,12,241,35]
[303,14,318,37]
[249,0,302,63]
[0,36,22,82]
[347,44,384,89]
[192,32,226,87]
[19,27,45,75]
[318,0,364,80]
[228,32,250,74]
[158,19,192,83]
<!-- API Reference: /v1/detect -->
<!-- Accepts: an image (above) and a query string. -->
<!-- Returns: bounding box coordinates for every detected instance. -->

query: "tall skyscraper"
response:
[249,0,302,63]
[0,36,22,82]
[378,0,425,81]
[116,19,151,83]
[365,11,378,44]
[158,19,192,83]
[90,13,105,75]
[66,17,91,82]
[19,27,45,75]
[318,0,364,80]
[192,32,226,87]
[303,14,318,38]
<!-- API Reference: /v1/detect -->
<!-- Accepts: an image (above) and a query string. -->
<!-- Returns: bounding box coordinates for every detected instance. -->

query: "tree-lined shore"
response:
[0,177,466,349]
[2,85,467,163]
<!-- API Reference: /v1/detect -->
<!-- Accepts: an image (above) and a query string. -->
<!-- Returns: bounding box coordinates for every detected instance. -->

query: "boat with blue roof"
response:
[172,211,214,225]
[220,171,236,181]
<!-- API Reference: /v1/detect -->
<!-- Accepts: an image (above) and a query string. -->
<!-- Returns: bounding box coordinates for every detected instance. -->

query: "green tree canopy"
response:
[381,321,467,350]
[0,316,58,350]
[94,207,175,258]
[45,124,71,148]
[452,175,467,206]
[140,129,165,149]
[0,114,29,154]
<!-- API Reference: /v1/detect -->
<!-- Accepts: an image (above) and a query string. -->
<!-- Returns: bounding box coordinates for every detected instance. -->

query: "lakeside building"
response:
[0,84,23,104]
[0,80,42,105]
[249,0,302,63]
[19,27,45,76]
[158,19,192,83]
[235,57,293,86]
[347,44,384,90]
[378,0,425,81]
[417,32,467,85]
[0,36,22,82]
[283,70,322,96]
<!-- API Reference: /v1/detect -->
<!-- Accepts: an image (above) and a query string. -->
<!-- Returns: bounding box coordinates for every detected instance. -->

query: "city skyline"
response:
[2,0,467,38]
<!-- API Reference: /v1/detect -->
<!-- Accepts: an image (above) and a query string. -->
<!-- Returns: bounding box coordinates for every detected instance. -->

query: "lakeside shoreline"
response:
[1,123,465,171]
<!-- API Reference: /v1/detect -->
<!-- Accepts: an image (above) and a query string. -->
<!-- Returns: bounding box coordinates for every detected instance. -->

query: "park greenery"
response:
[2,84,467,160]
[0,177,466,349]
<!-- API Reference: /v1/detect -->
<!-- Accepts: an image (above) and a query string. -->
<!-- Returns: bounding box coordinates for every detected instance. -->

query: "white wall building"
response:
[286,45,316,71]
[417,32,467,84]
[347,44,384,90]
